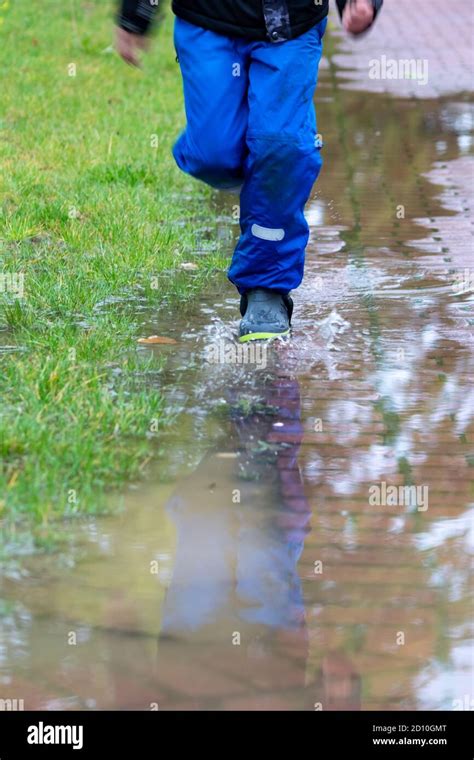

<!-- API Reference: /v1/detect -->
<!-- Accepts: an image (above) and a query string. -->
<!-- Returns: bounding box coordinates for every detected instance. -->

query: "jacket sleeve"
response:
[336,0,383,25]
[117,0,158,35]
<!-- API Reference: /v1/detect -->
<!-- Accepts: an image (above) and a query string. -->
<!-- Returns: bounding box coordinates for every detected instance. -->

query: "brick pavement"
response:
[329,0,474,98]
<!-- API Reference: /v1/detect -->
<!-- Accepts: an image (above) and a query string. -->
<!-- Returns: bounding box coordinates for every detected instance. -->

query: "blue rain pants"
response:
[172,16,327,295]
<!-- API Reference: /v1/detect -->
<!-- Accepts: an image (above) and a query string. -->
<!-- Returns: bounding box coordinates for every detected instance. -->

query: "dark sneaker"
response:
[239,288,293,343]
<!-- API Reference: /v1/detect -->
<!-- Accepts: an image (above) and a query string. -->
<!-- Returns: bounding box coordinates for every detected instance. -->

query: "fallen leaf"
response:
[180,262,199,271]
[8,471,20,488]
[137,335,177,345]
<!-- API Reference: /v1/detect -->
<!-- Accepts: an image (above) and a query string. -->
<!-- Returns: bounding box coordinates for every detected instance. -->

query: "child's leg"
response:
[228,20,327,294]
[172,18,249,190]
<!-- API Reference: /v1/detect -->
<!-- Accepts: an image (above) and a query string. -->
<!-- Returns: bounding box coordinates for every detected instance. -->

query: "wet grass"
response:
[0,1,226,546]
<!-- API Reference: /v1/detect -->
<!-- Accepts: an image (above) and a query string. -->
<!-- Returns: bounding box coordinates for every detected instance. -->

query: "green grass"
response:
[0,0,226,548]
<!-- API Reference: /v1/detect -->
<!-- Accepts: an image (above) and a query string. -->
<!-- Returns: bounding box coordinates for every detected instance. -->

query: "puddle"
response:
[1,42,473,711]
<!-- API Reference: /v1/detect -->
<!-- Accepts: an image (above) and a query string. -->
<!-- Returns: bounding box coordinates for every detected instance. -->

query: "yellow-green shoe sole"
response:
[238,329,290,343]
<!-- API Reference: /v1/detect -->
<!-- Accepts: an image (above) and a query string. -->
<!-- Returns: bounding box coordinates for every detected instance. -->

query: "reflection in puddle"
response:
[1,46,473,711]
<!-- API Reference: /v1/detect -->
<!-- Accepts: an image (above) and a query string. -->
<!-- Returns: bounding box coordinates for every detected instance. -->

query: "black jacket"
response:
[118,0,383,42]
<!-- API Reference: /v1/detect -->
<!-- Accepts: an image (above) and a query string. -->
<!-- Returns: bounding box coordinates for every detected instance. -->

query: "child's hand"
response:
[342,0,375,35]
[116,27,149,67]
